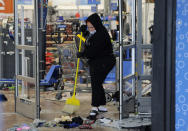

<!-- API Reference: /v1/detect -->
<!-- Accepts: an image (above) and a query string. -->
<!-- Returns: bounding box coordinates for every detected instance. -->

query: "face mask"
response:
[89,30,96,35]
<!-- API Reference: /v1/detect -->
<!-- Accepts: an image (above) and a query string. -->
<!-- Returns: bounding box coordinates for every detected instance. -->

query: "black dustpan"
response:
[0,94,7,102]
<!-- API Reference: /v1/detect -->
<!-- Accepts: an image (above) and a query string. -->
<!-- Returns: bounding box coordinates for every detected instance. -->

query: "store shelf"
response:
[46,34,75,37]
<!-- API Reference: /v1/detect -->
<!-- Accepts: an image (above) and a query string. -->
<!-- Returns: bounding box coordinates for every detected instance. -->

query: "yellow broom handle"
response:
[73,32,83,97]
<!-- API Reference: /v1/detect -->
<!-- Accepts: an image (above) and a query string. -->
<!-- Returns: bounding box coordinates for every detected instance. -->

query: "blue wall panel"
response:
[176,1,188,131]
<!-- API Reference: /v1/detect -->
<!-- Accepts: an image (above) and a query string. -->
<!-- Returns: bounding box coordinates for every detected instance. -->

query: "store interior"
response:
[0,0,155,130]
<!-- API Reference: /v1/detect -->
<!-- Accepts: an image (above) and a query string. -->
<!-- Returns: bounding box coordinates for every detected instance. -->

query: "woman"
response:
[77,13,116,119]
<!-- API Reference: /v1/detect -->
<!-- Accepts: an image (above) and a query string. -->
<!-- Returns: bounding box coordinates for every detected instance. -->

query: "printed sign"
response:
[0,0,13,14]
[52,0,75,6]
[76,0,88,5]
[88,0,100,5]
[111,3,117,11]
[18,0,32,5]
[91,5,97,12]
[176,1,188,131]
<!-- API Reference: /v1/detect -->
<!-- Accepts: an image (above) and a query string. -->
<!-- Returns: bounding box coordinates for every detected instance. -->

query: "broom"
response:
[63,32,83,114]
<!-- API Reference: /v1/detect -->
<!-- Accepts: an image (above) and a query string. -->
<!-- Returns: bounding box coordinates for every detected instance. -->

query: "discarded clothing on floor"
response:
[33,119,46,127]
[58,116,83,128]
[72,116,83,125]
[32,116,84,129]
[43,121,57,127]
[54,118,62,123]
[58,121,80,128]
[64,122,80,128]
[61,115,72,121]
[98,118,113,124]
[79,124,92,129]
[7,123,38,131]
[83,119,95,125]
[54,115,72,123]
[79,119,95,129]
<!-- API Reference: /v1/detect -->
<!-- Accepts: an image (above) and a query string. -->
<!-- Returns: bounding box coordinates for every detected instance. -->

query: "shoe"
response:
[90,107,98,115]
[87,107,98,120]
[98,106,108,112]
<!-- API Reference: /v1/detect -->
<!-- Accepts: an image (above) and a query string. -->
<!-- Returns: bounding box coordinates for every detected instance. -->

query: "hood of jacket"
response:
[86,13,104,31]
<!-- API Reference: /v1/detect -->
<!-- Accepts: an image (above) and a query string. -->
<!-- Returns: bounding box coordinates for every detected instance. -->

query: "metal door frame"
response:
[14,0,40,119]
[152,0,176,131]
[118,0,153,120]
[0,27,3,79]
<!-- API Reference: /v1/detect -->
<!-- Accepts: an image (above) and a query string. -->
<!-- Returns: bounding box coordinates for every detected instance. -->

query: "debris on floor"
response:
[61,115,72,122]
[8,115,113,130]
[55,91,64,100]
[33,119,46,128]
[7,114,151,130]
[34,116,84,128]
[98,118,113,124]
[79,124,92,129]
[94,119,120,129]
[7,123,38,131]
[94,116,151,130]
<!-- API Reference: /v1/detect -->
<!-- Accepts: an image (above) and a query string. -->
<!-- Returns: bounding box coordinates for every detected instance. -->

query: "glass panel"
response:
[142,80,151,97]
[14,0,38,119]
[142,1,155,44]
[16,0,36,100]
[142,49,152,75]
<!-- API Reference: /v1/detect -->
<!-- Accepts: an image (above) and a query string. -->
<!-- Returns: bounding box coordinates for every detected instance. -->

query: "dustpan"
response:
[63,32,83,114]
[0,94,7,102]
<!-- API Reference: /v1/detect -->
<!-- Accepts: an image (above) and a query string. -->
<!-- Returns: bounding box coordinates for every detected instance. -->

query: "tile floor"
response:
[0,89,150,131]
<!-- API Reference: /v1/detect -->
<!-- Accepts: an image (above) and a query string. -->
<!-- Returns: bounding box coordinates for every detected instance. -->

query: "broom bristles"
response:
[63,104,80,114]
[63,96,80,114]
[65,97,80,105]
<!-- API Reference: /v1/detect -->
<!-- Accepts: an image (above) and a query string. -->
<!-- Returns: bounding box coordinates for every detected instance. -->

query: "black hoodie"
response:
[83,13,114,61]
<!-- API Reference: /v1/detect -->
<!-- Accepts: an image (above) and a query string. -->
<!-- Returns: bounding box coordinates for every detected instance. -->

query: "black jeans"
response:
[89,56,116,107]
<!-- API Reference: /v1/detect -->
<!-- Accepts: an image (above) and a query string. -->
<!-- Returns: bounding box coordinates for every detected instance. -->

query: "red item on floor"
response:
[79,124,92,129]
